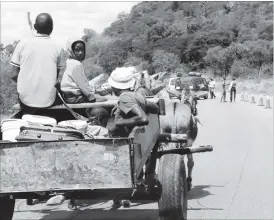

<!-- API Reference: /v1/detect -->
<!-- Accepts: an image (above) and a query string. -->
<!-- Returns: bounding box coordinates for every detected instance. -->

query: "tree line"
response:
[1,1,273,114]
[82,1,273,80]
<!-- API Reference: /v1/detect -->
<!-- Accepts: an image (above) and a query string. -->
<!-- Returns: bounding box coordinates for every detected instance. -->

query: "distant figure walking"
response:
[229,77,237,102]
[220,81,230,102]
[209,78,216,99]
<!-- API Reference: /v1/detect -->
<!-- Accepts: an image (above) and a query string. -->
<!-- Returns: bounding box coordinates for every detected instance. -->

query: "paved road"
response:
[13,94,273,220]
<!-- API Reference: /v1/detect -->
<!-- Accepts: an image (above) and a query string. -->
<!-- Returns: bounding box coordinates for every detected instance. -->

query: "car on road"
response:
[168,72,209,99]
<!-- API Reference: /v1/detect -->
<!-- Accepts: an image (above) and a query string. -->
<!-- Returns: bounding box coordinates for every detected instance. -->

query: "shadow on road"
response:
[74,199,154,209]
[14,185,225,220]
[15,200,158,220]
[187,185,224,200]
[38,207,158,220]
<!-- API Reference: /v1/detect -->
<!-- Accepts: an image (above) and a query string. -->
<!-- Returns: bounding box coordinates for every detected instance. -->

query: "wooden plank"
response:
[12,97,160,110]
[130,114,160,180]
[0,139,132,193]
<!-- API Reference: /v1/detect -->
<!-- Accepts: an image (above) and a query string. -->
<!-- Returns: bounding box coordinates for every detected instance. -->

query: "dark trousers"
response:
[230,88,236,102]
[220,91,226,102]
[210,89,216,99]
[19,100,42,115]
[19,96,62,115]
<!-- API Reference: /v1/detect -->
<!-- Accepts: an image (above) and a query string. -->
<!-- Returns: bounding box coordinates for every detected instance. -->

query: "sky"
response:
[1,1,139,47]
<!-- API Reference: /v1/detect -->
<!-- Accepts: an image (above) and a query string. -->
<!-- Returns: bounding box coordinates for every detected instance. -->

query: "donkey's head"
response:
[182,88,198,116]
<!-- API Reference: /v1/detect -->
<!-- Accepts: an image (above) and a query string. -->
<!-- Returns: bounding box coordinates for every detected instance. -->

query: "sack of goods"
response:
[1,119,29,142]
[58,120,87,133]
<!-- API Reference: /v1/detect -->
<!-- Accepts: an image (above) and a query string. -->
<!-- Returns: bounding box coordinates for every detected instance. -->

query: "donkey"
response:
[157,87,198,190]
[133,72,199,190]
[134,71,165,97]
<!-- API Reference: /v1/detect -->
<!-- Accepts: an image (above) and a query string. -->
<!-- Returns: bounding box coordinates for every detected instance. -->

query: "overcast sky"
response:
[1,1,139,47]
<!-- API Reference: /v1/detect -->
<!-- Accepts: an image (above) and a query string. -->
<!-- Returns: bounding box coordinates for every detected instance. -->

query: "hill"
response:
[0,2,273,116]
[88,1,273,79]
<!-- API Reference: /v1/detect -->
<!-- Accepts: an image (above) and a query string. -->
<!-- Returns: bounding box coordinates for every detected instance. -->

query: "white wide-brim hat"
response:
[108,67,136,90]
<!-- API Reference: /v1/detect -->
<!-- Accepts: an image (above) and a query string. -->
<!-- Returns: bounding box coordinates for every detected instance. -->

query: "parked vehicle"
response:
[168,73,209,100]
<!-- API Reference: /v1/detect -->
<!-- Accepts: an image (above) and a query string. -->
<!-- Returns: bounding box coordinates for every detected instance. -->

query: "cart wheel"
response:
[158,154,187,220]
[0,197,15,220]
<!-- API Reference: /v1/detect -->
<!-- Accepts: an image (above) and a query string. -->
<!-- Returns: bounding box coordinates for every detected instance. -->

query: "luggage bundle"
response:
[18,116,87,141]
[1,115,86,142]
[17,124,85,141]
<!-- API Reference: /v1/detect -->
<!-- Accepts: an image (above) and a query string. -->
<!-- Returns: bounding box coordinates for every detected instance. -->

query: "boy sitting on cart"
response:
[107,67,159,137]
[107,67,159,207]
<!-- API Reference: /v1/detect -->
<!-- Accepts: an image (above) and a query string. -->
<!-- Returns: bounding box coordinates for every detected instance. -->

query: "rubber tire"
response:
[204,95,208,99]
[0,198,15,220]
[158,153,187,220]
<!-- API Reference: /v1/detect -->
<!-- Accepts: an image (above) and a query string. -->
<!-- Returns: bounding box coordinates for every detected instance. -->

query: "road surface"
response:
[13,94,273,220]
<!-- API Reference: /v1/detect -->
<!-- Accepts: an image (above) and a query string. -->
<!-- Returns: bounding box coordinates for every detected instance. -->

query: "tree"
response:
[0,43,4,52]
[82,28,97,42]
[151,50,180,73]
[205,46,236,80]
[258,24,273,41]
[147,21,170,43]
[117,11,129,21]
[244,40,273,77]
[98,39,131,74]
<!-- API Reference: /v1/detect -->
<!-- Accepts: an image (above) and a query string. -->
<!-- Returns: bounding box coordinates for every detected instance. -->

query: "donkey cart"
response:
[0,98,213,220]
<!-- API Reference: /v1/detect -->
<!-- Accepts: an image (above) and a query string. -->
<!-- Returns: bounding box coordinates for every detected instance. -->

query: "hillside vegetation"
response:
[0,1,273,115]
[86,1,273,78]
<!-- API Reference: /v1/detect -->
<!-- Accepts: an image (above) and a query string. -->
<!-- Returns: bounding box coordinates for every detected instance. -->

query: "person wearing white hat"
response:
[108,67,159,207]
[108,67,159,137]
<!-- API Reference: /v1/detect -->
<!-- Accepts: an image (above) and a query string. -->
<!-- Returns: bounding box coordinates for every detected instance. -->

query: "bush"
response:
[230,59,255,78]
[0,56,17,115]
[261,64,273,77]
[98,39,131,74]
[151,50,180,73]
[82,60,105,80]
[123,56,143,67]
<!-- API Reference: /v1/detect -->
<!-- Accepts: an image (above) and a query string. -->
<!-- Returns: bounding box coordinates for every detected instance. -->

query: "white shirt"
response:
[229,80,236,90]
[209,81,216,88]
[10,34,65,107]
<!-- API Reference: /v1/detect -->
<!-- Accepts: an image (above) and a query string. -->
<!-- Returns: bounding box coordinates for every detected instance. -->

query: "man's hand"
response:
[108,123,119,137]
[111,104,118,116]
